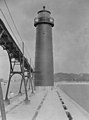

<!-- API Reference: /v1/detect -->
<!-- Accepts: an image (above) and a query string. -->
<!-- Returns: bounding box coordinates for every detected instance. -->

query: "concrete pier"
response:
[1,86,89,120]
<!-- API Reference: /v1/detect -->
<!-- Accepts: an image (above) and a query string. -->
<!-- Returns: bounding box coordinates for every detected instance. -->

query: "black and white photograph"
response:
[0,0,89,120]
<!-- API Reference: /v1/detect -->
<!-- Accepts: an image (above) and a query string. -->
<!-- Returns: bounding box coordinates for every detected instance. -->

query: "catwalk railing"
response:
[0,18,34,105]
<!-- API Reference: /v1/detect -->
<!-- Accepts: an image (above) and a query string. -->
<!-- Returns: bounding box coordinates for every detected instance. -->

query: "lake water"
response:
[58,83,89,113]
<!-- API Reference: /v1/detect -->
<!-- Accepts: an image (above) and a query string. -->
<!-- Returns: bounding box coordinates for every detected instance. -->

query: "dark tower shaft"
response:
[34,6,54,86]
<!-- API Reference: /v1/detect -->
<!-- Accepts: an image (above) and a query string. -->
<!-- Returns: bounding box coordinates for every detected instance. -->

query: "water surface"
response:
[58,83,89,113]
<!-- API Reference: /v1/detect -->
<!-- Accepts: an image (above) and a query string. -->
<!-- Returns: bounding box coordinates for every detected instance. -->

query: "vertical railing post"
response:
[28,67,30,90]
[18,76,23,94]
[22,42,30,103]
[19,63,23,94]
[33,66,36,90]
[30,58,34,93]
[0,82,6,120]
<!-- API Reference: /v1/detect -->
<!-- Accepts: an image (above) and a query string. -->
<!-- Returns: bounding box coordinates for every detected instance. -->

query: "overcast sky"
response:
[0,0,89,79]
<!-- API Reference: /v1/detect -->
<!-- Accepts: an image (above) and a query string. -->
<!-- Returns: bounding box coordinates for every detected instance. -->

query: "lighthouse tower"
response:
[34,6,54,86]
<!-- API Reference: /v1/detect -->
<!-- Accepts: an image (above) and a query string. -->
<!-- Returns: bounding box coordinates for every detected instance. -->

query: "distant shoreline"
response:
[55,81,89,84]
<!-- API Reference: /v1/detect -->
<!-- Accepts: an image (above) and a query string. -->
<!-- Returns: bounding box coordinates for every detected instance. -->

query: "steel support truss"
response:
[5,52,33,104]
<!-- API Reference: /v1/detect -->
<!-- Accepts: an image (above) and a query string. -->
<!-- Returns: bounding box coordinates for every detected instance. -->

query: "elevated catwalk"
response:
[0,86,89,120]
